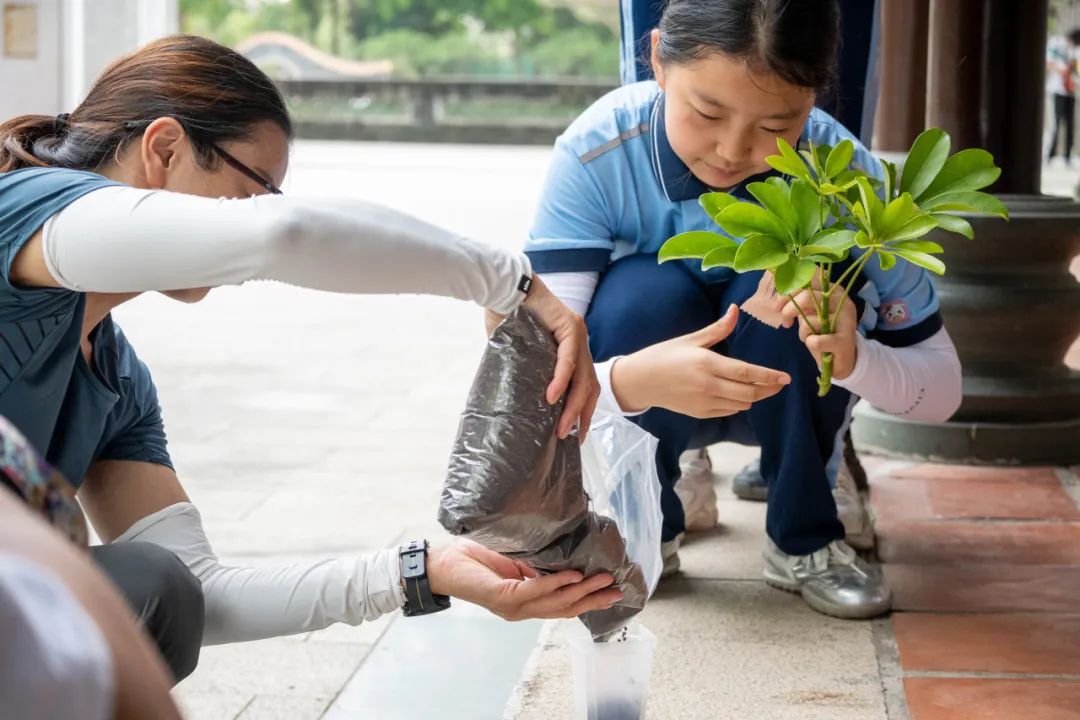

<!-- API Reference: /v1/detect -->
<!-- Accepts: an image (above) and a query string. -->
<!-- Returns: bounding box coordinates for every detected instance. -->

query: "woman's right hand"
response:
[609,305,791,418]
[426,539,622,622]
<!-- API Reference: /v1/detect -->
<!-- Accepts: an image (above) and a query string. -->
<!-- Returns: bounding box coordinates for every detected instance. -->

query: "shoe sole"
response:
[763,571,891,620]
[732,484,768,502]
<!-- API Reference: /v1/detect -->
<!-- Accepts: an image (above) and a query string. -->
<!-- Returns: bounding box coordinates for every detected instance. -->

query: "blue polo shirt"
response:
[0,167,173,487]
[526,81,943,347]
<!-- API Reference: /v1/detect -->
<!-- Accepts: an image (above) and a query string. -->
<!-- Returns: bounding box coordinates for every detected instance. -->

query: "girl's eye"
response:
[696,108,723,122]
[762,126,789,135]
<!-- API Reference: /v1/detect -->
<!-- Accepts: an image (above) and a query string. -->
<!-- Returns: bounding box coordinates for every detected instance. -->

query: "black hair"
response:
[655,0,841,91]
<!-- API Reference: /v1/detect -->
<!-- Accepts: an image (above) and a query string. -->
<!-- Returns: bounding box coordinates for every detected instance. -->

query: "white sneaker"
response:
[676,448,719,531]
[833,458,874,550]
[660,533,684,578]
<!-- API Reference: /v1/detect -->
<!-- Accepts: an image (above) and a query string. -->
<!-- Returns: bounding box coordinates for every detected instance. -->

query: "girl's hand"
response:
[780,289,859,380]
[610,305,791,418]
[426,539,621,622]
[486,276,600,442]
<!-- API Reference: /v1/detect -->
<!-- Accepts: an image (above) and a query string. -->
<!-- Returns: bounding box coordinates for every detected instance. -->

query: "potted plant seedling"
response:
[659,128,1008,395]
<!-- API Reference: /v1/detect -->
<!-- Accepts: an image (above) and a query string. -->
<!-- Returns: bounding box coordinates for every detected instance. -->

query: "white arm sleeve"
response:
[538,271,599,317]
[114,502,405,646]
[0,554,113,720]
[832,327,963,422]
[42,186,531,315]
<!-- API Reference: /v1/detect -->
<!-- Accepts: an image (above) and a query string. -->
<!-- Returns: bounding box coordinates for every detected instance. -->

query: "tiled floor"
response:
[867,462,1080,720]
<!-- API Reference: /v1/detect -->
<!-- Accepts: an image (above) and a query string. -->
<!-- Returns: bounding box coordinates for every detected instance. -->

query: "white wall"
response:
[0,0,178,122]
[0,0,62,117]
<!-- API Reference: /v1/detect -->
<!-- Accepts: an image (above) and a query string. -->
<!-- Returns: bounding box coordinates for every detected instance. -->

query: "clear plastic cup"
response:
[568,622,656,720]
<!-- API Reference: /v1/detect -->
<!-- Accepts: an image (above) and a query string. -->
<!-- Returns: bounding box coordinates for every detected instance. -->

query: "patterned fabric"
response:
[0,414,87,547]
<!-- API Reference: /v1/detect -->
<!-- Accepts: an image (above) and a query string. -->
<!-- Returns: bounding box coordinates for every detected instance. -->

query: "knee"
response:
[111,542,205,683]
[587,255,717,358]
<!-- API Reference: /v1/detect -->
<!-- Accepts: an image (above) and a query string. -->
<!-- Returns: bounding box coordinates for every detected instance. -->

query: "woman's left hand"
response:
[780,288,859,381]
[485,276,599,442]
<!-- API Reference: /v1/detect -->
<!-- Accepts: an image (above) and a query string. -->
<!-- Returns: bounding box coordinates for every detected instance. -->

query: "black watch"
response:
[400,540,451,617]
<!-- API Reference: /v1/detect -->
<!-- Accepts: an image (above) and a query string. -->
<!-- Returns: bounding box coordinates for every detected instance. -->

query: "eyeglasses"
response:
[122,120,283,196]
[209,143,282,195]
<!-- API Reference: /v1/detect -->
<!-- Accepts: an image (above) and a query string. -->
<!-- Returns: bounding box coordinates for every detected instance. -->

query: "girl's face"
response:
[652,34,816,190]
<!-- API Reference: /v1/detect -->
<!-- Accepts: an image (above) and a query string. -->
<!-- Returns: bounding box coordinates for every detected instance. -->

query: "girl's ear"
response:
[650,29,666,90]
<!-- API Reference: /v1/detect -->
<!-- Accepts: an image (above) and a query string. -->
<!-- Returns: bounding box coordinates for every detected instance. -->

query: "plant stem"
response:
[786,292,815,329]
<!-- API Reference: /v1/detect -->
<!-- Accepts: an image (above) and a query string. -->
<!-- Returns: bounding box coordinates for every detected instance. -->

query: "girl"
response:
[0,35,620,680]
[527,0,962,619]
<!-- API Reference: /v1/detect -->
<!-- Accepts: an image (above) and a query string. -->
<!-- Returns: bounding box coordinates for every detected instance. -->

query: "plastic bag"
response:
[438,307,663,640]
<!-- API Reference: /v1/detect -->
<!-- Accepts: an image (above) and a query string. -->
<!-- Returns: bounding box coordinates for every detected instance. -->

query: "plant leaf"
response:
[747,181,798,242]
[717,203,790,241]
[733,234,790,271]
[890,240,944,254]
[825,139,855,180]
[802,228,856,258]
[700,192,738,222]
[920,191,1008,218]
[659,231,737,262]
[773,257,817,295]
[880,193,917,238]
[918,148,1001,201]
[855,176,884,228]
[931,212,974,239]
[855,229,874,248]
[769,138,812,181]
[878,250,897,271]
[881,159,899,202]
[893,249,946,274]
[901,128,951,198]
[701,245,738,270]
[789,179,823,242]
[803,251,851,263]
[888,214,939,242]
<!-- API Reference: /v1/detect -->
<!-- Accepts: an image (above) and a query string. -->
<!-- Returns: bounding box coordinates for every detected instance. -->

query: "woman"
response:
[0,35,619,681]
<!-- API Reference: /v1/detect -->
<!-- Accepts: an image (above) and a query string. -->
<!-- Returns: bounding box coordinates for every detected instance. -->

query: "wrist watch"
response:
[399,540,451,617]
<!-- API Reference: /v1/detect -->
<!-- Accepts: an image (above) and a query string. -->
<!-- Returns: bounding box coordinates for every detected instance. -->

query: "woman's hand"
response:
[779,288,859,380]
[486,275,599,442]
[610,305,791,418]
[426,539,622,622]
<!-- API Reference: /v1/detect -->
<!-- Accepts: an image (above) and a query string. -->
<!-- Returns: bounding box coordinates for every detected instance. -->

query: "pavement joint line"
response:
[232,695,256,720]
[879,517,1080,525]
[902,670,1080,681]
[502,619,558,720]
[1055,467,1080,512]
[871,617,912,720]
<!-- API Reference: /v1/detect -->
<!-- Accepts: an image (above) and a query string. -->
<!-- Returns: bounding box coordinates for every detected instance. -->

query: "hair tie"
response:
[54,113,71,135]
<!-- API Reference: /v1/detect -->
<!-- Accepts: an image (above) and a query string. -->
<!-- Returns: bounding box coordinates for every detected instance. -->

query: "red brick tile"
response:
[905,678,1080,720]
[886,564,1080,613]
[883,464,1063,484]
[877,521,1080,565]
[869,477,1080,523]
[893,613,1080,675]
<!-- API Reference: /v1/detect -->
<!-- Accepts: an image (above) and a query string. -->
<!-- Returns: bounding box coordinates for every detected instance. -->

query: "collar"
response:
[648,93,798,203]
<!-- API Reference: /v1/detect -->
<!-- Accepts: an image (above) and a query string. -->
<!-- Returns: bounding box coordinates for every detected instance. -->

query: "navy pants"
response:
[586,255,851,556]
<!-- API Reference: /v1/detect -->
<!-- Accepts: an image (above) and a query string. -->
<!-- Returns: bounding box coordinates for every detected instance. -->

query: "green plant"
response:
[659,128,1008,396]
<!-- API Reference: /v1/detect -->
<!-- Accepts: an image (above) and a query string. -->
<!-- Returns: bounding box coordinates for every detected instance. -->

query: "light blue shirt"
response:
[526,81,942,347]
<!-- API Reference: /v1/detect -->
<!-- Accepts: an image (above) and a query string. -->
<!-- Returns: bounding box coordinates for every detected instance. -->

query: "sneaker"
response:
[731,458,768,502]
[762,539,891,619]
[676,448,719,531]
[834,459,874,551]
[660,533,684,578]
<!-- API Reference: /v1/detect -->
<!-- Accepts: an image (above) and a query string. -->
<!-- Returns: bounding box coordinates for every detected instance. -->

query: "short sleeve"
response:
[95,329,173,470]
[525,142,616,273]
[0,168,120,291]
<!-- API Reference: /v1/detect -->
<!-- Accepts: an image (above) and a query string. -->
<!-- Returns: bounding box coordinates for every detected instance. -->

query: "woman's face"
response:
[651,34,815,190]
[139,119,290,303]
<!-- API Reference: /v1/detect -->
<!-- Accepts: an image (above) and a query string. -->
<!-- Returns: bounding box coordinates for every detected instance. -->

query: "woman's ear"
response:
[139,117,187,190]
[650,29,666,90]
